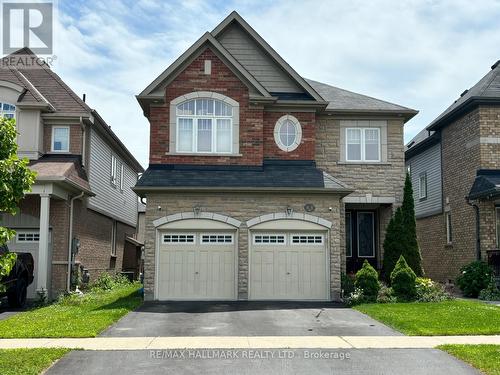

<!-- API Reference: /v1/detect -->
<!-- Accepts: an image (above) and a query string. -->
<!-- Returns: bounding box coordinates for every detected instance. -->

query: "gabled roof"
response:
[134,159,352,195]
[138,31,272,100]
[428,59,500,130]
[212,12,324,102]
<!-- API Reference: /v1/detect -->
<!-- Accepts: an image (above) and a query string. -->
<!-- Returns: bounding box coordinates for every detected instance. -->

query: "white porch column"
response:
[37,193,51,297]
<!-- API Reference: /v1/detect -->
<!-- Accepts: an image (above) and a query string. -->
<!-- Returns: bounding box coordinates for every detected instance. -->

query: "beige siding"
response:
[217,23,303,93]
[88,128,138,226]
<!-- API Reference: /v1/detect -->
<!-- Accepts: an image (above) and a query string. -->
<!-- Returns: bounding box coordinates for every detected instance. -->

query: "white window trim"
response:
[273,115,302,152]
[345,127,381,162]
[290,233,324,245]
[16,231,40,242]
[419,173,427,199]
[200,233,234,245]
[446,212,453,245]
[119,163,124,192]
[162,233,196,245]
[252,233,287,246]
[51,126,70,153]
[110,155,117,186]
[357,211,376,258]
[175,98,233,154]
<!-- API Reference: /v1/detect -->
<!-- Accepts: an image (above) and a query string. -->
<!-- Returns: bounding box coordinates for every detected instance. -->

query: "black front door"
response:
[346,210,377,274]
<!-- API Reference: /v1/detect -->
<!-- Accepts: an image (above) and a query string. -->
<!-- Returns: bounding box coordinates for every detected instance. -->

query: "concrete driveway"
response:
[101,301,401,337]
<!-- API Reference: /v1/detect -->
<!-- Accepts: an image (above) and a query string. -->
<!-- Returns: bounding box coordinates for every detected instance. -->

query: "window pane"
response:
[216,119,231,153]
[177,100,195,116]
[364,128,379,160]
[53,127,69,151]
[358,212,374,257]
[215,100,232,116]
[178,118,193,152]
[346,213,352,257]
[346,129,361,160]
[196,99,214,115]
[279,120,296,147]
[197,119,212,152]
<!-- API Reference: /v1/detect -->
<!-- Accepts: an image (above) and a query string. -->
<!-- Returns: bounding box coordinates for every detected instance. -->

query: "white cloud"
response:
[48,0,500,167]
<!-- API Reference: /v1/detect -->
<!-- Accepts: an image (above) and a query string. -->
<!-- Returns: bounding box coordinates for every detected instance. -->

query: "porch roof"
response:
[468,169,500,200]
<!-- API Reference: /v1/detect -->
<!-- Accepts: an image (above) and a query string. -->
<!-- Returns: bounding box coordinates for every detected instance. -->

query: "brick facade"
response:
[43,124,83,154]
[415,105,500,282]
[143,192,343,301]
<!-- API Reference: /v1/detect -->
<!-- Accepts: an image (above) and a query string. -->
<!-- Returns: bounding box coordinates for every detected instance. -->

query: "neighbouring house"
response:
[135,11,417,301]
[0,48,144,299]
[406,60,500,283]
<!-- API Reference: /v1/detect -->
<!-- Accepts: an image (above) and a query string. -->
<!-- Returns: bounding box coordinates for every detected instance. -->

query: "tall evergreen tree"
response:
[400,173,423,276]
[382,173,424,280]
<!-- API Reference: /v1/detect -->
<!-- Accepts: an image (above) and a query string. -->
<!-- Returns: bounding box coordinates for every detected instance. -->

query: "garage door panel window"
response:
[253,234,285,245]
[201,234,234,244]
[357,212,375,257]
[16,232,40,242]
[162,234,195,244]
[291,234,324,245]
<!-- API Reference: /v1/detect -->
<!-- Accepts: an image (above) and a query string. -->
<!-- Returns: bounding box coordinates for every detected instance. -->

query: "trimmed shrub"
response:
[341,272,355,298]
[391,256,417,300]
[456,261,492,298]
[377,284,397,303]
[415,277,452,302]
[479,276,500,301]
[354,260,380,301]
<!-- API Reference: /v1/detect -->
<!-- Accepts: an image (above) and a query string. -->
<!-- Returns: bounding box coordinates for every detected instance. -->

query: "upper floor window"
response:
[346,128,380,162]
[176,98,233,154]
[419,172,427,200]
[110,154,117,186]
[0,102,15,119]
[274,115,302,152]
[51,126,70,152]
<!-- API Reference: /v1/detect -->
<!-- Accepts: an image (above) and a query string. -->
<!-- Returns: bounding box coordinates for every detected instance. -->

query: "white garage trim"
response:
[246,212,332,229]
[153,212,242,228]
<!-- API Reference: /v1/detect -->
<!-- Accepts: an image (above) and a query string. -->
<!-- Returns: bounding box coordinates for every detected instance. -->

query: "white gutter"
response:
[67,191,85,292]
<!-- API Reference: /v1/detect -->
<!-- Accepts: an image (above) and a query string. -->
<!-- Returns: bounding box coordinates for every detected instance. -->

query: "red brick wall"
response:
[263,111,315,160]
[43,124,82,154]
[149,47,264,166]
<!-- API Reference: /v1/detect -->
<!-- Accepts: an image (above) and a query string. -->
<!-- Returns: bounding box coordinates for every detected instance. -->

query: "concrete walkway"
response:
[0,335,499,350]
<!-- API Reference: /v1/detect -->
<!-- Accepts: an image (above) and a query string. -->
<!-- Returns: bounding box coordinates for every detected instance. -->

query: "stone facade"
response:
[143,192,343,301]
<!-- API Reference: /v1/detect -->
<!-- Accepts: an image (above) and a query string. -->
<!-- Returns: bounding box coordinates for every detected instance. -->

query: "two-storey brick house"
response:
[0,48,144,299]
[406,60,500,283]
[135,12,416,301]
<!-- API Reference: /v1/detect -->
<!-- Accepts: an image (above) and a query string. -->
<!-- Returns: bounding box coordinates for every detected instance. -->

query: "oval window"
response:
[274,115,302,152]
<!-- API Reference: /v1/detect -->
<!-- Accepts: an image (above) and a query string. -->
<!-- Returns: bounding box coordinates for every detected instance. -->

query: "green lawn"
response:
[0,283,142,338]
[355,300,500,335]
[0,348,71,375]
[439,345,500,375]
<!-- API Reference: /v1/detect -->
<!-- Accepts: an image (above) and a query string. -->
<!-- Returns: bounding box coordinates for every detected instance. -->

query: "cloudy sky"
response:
[47,0,500,167]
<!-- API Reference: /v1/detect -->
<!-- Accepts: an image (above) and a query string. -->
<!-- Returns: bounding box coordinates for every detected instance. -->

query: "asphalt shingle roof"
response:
[468,169,500,200]
[136,160,349,191]
[306,79,416,113]
[429,60,500,129]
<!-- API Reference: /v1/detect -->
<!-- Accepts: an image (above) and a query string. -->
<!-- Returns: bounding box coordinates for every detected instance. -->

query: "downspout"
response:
[67,192,85,292]
[466,197,481,260]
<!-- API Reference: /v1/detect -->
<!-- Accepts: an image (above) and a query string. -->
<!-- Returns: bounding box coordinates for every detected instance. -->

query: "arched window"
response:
[170,92,239,155]
[175,98,234,153]
[0,102,16,119]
